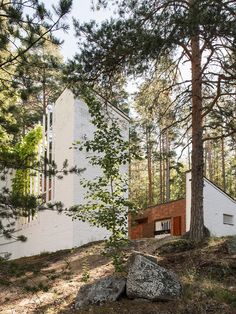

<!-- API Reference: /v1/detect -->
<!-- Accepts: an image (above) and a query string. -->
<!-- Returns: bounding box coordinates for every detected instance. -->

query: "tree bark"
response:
[187,123,191,169]
[146,126,153,206]
[159,132,163,203]
[189,27,205,242]
[207,140,213,180]
[221,134,226,191]
[165,131,170,202]
[162,134,166,202]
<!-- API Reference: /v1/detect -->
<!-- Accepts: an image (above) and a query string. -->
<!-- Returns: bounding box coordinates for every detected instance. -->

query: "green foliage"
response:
[0,126,42,245]
[0,0,72,152]
[70,0,236,242]
[13,41,66,129]
[81,259,90,282]
[68,89,135,271]
[129,69,187,207]
[12,126,42,197]
[0,0,72,72]
[205,287,236,307]
[0,0,72,243]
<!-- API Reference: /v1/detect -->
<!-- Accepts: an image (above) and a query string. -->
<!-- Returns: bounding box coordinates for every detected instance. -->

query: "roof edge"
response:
[54,88,130,122]
[144,198,186,210]
[204,176,236,204]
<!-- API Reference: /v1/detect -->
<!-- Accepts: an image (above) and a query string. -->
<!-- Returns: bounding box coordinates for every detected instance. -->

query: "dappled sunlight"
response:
[0,241,113,313]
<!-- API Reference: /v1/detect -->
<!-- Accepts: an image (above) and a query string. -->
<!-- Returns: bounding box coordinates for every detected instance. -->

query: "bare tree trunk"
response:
[216,146,220,185]
[42,66,47,114]
[208,140,213,181]
[162,134,166,202]
[221,134,226,191]
[146,127,153,206]
[165,132,170,202]
[213,143,217,181]
[187,122,191,169]
[159,132,163,203]
[204,141,207,176]
[189,28,205,242]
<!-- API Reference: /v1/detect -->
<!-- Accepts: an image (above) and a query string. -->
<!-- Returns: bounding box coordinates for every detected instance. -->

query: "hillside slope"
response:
[0,237,236,314]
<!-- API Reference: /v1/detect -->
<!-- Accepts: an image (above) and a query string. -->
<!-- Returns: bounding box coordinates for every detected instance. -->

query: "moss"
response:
[205,287,236,307]
[158,238,195,253]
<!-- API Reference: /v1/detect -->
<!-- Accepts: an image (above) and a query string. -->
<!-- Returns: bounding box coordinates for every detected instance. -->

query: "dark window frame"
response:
[223,214,234,226]
[154,217,171,235]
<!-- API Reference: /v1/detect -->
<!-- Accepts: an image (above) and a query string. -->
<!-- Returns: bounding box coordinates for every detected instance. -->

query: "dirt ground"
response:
[0,237,236,314]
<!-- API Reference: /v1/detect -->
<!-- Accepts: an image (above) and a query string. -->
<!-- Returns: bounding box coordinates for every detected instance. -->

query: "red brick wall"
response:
[130,199,186,239]
[131,224,143,239]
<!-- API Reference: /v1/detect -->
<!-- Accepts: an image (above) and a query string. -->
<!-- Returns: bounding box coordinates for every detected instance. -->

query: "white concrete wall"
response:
[53,89,75,208]
[0,89,130,259]
[71,94,130,247]
[186,172,236,236]
[0,170,14,192]
[72,97,109,246]
[0,210,74,259]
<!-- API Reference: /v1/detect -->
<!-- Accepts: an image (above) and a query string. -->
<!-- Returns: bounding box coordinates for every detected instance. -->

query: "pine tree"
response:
[69,0,236,242]
[12,41,66,135]
[0,0,72,162]
[0,0,73,243]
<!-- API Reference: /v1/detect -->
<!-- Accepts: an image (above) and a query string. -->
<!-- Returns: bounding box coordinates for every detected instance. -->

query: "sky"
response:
[46,0,113,60]
[45,0,191,96]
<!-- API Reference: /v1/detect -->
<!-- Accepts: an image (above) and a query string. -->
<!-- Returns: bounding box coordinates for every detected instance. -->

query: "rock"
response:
[126,253,181,301]
[226,236,236,254]
[75,276,126,309]
[158,239,194,254]
[137,251,157,262]
[123,251,157,273]
[130,251,157,264]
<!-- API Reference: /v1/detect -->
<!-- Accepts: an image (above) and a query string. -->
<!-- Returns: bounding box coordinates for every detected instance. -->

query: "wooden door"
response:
[173,216,182,236]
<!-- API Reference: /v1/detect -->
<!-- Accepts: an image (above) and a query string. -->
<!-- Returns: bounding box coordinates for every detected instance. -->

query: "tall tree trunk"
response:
[162,134,166,202]
[221,134,226,191]
[159,132,163,203]
[146,126,153,206]
[204,141,207,176]
[42,67,46,114]
[186,122,191,169]
[213,143,217,181]
[189,27,205,242]
[165,132,170,202]
[207,140,213,181]
[216,147,220,185]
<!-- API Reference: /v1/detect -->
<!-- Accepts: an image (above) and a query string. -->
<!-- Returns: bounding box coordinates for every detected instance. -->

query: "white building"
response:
[186,171,236,237]
[0,89,129,259]
[131,171,236,239]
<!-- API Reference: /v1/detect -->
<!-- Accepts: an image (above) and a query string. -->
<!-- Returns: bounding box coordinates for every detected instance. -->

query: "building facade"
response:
[130,172,236,239]
[0,89,129,259]
[130,199,186,239]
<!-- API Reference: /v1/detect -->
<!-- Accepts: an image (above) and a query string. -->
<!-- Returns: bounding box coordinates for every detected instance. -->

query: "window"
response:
[49,112,53,127]
[223,214,234,225]
[154,219,171,236]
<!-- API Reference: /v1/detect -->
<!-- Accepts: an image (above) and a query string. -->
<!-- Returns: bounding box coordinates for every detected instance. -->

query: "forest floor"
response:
[0,236,236,314]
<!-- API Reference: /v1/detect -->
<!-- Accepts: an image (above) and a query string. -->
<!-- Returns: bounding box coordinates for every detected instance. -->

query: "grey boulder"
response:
[75,276,126,309]
[126,253,181,301]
